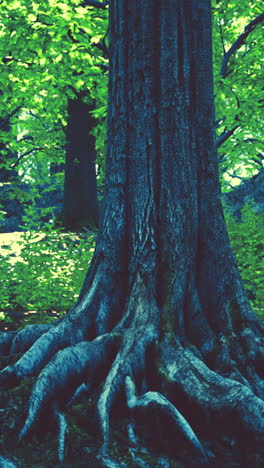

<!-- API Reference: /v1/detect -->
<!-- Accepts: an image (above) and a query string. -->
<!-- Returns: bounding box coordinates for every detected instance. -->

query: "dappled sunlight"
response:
[0,229,95,316]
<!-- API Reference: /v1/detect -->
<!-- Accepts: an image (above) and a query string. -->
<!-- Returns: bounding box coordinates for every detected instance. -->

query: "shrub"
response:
[0,225,95,316]
[225,202,264,318]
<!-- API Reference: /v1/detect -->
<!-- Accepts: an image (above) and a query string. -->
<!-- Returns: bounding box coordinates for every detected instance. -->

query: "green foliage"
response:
[0,226,95,315]
[213,0,264,189]
[0,0,108,188]
[225,203,264,315]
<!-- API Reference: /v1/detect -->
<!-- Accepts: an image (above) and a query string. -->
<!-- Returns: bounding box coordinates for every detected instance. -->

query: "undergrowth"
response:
[0,225,95,324]
[224,202,264,318]
[0,202,263,328]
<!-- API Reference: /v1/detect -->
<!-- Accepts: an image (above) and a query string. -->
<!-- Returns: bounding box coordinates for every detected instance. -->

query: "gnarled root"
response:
[0,455,19,468]
[1,273,264,466]
[0,267,109,388]
[0,320,80,389]
[19,331,120,439]
[97,275,160,455]
[125,375,209,463]
[159,336,264,442]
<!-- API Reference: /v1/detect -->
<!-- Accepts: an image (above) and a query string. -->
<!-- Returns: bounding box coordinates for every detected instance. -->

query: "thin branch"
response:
[11,148,44,170]
[218,153,227,164]
[215,117,226,128]
[78,0,108,9]
[92,40,109,57]
[98,63,108,73]
[252,158,263,168]
[0,106,21,129]
[226,170,244,181]
[218,20,226,56]
[251,152,264,167]
[221,12,264,78]
[243,138,264,145]
[217,125,240,148]
[17,136,34,143]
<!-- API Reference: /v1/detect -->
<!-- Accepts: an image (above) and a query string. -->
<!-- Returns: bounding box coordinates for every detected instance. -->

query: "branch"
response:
[17,135,34,143]
[217,125,240,148]
[226,170,244,181]
[11,147,44,170]
[218,20,226,56]
[220,12,264,78]
[251,152,264,167]
[252,158,263,168]
[0,106,21,129]
[243,138,264,145]
[215,117,226,129]
[78,0,108,9]
[218,152,228,163]
[92,40,109,57]
[98,63,108,73]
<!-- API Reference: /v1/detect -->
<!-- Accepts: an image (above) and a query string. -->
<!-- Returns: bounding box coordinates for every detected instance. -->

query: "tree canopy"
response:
[0,0,263,191]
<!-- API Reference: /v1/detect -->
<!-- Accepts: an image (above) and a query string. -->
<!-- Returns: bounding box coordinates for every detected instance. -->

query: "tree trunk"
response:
[0,1,264,466]
[0,113,19,183]
[63,97,100,231]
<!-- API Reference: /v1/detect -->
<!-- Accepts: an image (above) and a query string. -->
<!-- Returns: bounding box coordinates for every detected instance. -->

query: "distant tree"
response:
[0,1,263,467]
[0,0,107,227]
[63,96,100,230]
[0,104,20,182]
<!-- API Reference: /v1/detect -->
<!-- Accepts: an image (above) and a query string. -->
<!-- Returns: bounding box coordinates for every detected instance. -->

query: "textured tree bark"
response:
[0,1,264,466]
[63,97,100,231]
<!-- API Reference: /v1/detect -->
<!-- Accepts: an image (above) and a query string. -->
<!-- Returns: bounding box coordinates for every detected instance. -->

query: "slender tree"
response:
[0,0,263,466]
[0,107,20,182]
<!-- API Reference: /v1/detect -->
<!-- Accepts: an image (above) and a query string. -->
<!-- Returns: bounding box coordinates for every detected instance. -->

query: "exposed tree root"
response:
[10,324,53,354]
[97,275,160,454]
[0,267,106,389]
[125,375,209,463]
[159,336,264,439]
[20,332,120,438]
[0,320,78,389]
[53,403,68,464]
[0,332,17,356]
[0,273,264,466]
[0,455,19,468]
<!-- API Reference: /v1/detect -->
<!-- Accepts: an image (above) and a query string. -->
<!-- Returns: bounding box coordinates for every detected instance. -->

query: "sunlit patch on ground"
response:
[0,231,46,264]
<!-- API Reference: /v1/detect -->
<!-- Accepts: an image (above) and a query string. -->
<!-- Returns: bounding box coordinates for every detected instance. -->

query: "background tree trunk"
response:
[63,97,100,231]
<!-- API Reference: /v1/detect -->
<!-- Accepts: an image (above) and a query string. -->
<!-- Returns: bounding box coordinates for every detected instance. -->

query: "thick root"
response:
[125,375,209,463]
[0,320,77,388]
[19,332,120,439]
[160,336,264,440]
[10,323,53,354]
[0,332,16,356]
[1,272,263,466]
[0,319,64,357]
[97,275,160,454]
[0,270,114,387]
[0,455,19,468]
